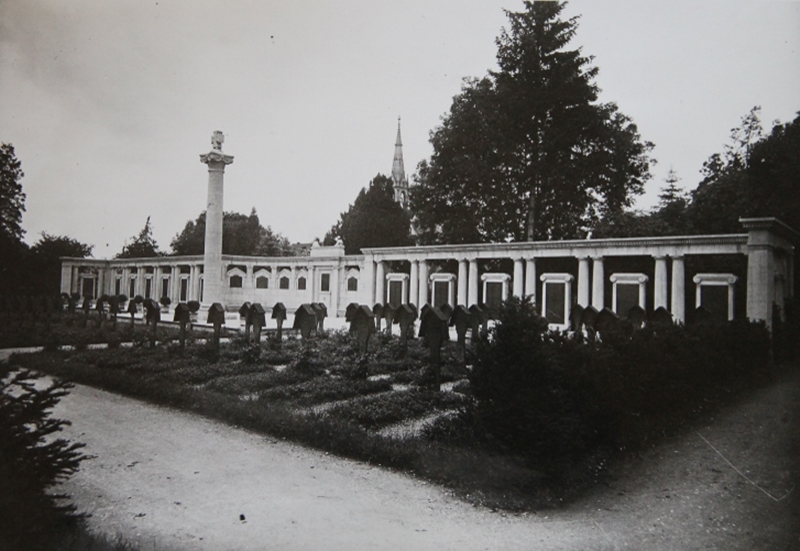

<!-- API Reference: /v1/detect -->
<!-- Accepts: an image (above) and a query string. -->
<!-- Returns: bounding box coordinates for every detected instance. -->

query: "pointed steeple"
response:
[391,117,409,208]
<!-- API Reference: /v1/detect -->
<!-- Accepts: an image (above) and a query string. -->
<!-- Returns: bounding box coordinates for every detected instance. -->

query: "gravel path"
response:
[53,374,799,550]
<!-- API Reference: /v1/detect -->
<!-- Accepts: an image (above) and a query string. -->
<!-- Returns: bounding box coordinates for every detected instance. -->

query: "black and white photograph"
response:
[1,1,798,549]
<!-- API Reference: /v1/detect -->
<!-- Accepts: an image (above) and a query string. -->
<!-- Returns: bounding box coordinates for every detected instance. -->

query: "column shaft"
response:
[591,257,605,310]
[513,258,524,297]
[525,259,537,304]
[418,260,429,306]
[468,259,479,306]
[375,261,385,305]
[577,257,591,307]
[671,256,685,323]
[409,260,419,307]
[457,259,468,306]
[654,256,669,310]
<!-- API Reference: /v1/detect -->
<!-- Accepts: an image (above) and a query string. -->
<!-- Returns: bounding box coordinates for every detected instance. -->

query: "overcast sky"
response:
[1,0,798,258]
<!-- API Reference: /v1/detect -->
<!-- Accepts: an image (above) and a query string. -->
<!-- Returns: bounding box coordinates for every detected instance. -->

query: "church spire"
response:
[391,117,409,208]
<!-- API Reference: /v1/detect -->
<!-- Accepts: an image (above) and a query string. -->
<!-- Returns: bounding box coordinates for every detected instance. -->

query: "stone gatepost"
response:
[199,131,234,306]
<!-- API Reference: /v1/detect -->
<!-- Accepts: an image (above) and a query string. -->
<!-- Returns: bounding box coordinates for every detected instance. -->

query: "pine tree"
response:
[411,1,653,243]
[117,216,162,258]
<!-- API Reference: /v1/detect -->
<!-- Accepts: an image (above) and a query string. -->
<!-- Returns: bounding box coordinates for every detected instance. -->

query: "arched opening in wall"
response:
[229,275,243,288]
[280,276,290,289]
[297,277,307,290]
[256,276,269,289]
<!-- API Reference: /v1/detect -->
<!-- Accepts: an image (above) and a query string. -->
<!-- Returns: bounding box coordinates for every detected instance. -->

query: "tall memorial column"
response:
[591,256,605,310]
[199,131,234,305]
[654,256,669,310]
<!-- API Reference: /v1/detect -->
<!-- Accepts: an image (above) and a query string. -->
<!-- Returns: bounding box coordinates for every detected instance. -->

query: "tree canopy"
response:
[323,174,413,255]
[117,216,162,258]
[689,107,800,235]
[0,143,28,290]
[595,107,800,239]
[170,208,293,256]
[0,143,25,245]
[411,1,653,244]
[26,233,93,294]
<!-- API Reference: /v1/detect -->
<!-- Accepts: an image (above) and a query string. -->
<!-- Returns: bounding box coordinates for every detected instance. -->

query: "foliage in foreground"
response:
[464,296,774,480]
[9,308,783,511]
[0,370,90,551]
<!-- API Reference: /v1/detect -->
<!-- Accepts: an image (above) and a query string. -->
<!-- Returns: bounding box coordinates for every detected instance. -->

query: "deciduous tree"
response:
[323,174,412,254]
[117,216,162,258]
[0,143,28,291]
[28,233,93,294]
[411,1,653,243]
[170,208,293,256]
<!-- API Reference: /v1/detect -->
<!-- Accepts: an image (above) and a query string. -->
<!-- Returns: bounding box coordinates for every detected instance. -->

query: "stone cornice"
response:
[362,234,749,260]
[740,217,800,242]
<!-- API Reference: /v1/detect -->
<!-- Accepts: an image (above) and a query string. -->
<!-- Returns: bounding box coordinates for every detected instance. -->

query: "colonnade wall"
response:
[60,217,796,328]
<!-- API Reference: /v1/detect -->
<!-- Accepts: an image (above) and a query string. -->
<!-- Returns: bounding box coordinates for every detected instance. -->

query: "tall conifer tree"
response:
[411,1,653,243]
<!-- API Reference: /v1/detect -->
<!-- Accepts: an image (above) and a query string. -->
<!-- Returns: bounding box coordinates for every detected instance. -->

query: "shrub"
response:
[106,333,121,349]
[466,296,774,479]
[0,370,89,551]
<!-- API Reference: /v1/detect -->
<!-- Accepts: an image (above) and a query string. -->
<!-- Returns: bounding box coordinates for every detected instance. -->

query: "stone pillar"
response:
[362,258,376,305]
[654,255,669,310]
[409,260,419,307]
[418,260,429,306]
[591,256,605,310]
[747,244,775,325]
[577,257,591,307]
[513,258,524,297]
[671,256,685,323]
[468,259,479,306]
[190,265,201,301]
[60,263,73,295]
[200,131,234,305]
[525,258,537,304]
[375,261,385,305]
[457,259,468,306]
[330,266,340,315]
[310,266,317,302]
[245,263,255,292]
[136,266,145,297]
[154,266,163,300]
